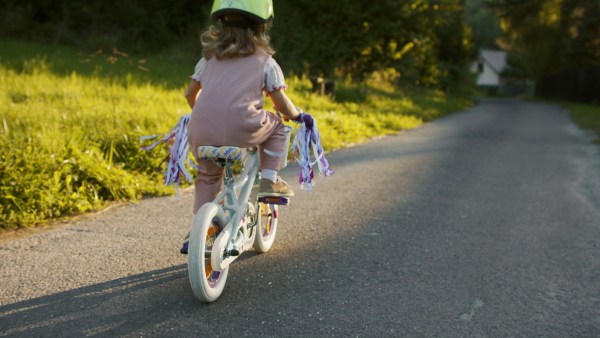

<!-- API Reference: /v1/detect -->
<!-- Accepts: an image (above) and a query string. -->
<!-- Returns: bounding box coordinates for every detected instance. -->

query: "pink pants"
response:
[192,123,285,214]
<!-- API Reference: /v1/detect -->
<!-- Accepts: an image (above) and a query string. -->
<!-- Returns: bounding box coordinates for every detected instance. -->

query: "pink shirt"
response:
[187,51,286,160]
[190,56,288,94]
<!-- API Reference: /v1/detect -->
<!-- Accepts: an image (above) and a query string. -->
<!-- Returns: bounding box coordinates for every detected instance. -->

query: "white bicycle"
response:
[187,145,289,302]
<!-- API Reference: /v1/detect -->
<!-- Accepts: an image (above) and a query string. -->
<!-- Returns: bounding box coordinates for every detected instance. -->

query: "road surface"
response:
[1,98,599,337]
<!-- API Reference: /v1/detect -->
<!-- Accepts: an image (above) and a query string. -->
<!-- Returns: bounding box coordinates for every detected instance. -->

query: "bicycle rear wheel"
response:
[253,202,278,253]
[188,202,228,302]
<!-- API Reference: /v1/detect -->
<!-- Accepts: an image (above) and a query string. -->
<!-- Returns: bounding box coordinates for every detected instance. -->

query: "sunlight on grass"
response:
[0,40,472,228]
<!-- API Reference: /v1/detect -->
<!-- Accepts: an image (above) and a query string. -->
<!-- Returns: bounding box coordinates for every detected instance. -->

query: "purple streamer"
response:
[140,110,333,195]
[140,113,196,193]
[290,109,334,192]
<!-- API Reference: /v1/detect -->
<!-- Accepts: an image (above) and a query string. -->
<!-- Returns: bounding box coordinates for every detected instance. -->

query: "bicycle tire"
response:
[188,202,229,302]
[253,202,278,253]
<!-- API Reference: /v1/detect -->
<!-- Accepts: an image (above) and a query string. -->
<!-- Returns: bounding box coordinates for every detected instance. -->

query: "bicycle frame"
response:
[210,147,260,271]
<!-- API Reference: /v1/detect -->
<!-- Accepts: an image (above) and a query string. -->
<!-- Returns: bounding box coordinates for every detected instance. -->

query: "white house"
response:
[471,49,508,87]
[471,49,534,96]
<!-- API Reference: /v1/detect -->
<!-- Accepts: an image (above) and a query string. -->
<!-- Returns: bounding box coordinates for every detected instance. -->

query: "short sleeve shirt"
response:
[191,57,288,95]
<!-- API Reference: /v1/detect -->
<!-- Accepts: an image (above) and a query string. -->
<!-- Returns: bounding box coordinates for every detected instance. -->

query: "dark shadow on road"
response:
[0,248,268,337]
[0,265,191,336]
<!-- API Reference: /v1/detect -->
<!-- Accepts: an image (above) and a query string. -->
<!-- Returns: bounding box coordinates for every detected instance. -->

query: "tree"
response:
[272,0,474,88]
[1,0,476,90]
[465,0,502,50]
[560,0,600,69]
[488,0,600,80]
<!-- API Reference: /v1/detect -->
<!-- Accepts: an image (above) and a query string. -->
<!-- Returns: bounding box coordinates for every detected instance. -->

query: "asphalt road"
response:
[1,98,599,337]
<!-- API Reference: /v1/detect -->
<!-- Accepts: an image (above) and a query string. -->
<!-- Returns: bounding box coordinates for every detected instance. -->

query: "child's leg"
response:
[193,159,224,214]
[258,123,285,172]
[257,124,293,197]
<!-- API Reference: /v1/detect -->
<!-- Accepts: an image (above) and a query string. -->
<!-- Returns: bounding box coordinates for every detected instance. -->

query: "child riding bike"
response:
[181,0,301,253]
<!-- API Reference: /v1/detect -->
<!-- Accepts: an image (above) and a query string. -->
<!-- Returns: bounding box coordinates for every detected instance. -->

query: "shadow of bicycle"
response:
[1,243,268,337]
[0,264,194,336]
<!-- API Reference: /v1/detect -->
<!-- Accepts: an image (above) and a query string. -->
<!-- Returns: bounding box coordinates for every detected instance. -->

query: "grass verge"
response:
[1,39,472,228]
[558,101,600,143]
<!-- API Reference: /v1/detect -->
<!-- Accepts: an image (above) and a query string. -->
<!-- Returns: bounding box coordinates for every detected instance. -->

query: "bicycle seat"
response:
[197,146,243,162]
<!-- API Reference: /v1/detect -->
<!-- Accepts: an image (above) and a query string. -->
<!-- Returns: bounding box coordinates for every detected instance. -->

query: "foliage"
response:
[488,0,600,80]
[465,0,502,50]
[0,0,475,91]
[0,40,472,228]
[273,0,475,88]
[0,0,211,54]
[0,42,186,227]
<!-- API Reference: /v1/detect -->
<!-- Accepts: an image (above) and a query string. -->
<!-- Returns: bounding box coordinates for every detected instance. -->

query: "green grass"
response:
[558,101,600,144]
[0,39,472,228]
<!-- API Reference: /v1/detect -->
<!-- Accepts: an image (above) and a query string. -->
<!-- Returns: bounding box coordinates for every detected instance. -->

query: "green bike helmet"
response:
[211,0,274,24]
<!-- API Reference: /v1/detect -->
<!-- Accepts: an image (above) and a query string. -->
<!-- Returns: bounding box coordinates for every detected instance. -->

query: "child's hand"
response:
[292,112,313,127]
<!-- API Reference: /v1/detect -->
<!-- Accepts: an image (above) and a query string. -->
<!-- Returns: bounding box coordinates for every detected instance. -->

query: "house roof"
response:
[480,50,507,74]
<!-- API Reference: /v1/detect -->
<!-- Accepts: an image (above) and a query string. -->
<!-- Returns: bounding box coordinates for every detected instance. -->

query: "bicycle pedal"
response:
[258,197,290,206]
[229,249,240,256]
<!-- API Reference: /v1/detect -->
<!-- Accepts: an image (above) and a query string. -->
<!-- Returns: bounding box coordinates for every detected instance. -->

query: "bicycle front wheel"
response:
[253,202,278,253]
[188,202,229,302]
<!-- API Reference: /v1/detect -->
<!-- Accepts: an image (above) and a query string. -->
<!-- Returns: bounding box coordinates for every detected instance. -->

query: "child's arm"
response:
[184,80,202,109]
[270,90,301,121]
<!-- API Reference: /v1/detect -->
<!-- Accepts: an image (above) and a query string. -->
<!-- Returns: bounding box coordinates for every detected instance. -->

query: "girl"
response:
[181,0,300,253]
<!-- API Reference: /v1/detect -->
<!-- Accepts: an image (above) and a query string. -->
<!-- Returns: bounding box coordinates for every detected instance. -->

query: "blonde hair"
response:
[202,15,275,60]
